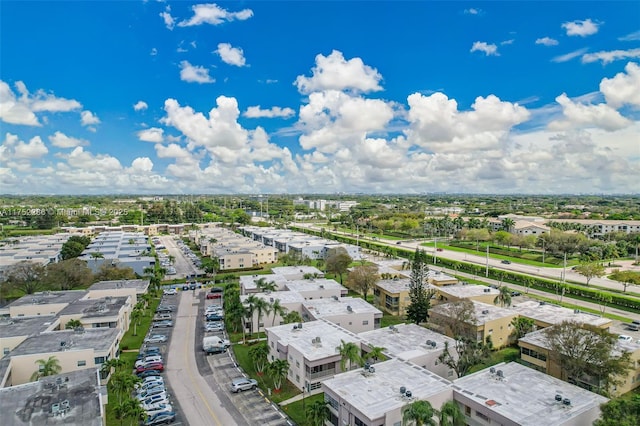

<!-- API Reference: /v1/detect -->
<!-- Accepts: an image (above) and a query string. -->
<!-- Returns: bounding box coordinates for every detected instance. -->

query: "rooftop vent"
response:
[298,323,303,329]
[574,309,580,314]
[405,390,412,398]
[490,367,496,374]
[347,305,353,312]
[400,386,406,395]
[332,296,339,301]
[555,394,563,402]
[483,288,490,293]
[426,339,432,346]
[482,310,490,315]
[293,325,298,330]
[496,370,504,378]
[562,398,571,406]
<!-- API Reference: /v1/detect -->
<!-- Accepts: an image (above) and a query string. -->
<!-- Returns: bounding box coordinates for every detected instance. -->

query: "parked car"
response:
[182,284,190,291]
[230,377,258,393]
[135,356,163,368]
[436,248,443,252]
[205,314,223,322]
[189,283,197,290]
[156,306,174,313]
[154,313,172,321]
[137,377,164,388]
[510,291,522,297]
[136,388,166,401]
[163,288,177,296]
[144,411,177,425]
[140,395,170,411]
[144,335,168,344]
[153,320,174,328]
[501,260,512,264]
[205,323,224,332]
[210,287,224,294]
[619,335,633,342]
[137,370,162,379]
[206,292,222,299]
[144,404,173,417]
[136,362,164,374]
[204,345,227,355]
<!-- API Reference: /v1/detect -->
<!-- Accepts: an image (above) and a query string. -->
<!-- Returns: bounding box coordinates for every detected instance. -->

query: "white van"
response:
[135,355,163,368]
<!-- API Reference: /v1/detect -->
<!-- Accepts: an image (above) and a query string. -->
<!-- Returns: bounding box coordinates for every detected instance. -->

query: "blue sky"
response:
[1,1,639,195]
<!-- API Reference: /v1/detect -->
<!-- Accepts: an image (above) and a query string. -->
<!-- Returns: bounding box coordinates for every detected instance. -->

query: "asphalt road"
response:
[164,290,242,426]
[159,236,201,280]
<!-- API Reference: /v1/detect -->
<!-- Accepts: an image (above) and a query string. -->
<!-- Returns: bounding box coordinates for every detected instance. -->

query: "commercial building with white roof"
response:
[322,358,453,426]
[452,362,608,426]
[266,320,361,393]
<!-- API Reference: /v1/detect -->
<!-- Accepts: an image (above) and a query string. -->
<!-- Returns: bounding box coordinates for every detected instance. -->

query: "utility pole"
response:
[485,245,489,277]
[562,252,567,283]
[433,238,437,264]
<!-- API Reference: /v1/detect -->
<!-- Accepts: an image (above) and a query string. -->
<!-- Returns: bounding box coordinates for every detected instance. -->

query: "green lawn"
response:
[281,393,325,426]
[426,243,572,268]
[119,296,161,350]
[380,313,406,328]
[231,342,302,403]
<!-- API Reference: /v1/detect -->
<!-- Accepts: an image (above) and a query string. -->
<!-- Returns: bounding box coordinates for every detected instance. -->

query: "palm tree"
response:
[253,298,272,336]
[438,401,465,426]
[110,371,141,404]
[501,217,515,233]
[267,359,289,392]
[255,277,278,293]
[244,295,259,335]
[130,308,143,336]
[365,345,386,364]
[306,400,330,426]
[249,342,270,375]
[112,397,145,426]
[493,286,512,307]
[402,400,437,426]
[65,318,83,330]
[30,356,62,381]
[336,340,362,372]
[270,299,287,326]
[100,357,125,381]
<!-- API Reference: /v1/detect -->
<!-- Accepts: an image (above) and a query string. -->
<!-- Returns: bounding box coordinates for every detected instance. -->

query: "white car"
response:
[145,404,173,416]
[137,377,164,388]
[205,323,224,332]
[135,355,163,368]
[619,335,633,342]
[141,397,170,412]
[163,288,177,295]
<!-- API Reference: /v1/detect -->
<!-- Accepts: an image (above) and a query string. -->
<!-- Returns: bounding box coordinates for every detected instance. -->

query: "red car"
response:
[206,293,221,299]
[136,362,164,374]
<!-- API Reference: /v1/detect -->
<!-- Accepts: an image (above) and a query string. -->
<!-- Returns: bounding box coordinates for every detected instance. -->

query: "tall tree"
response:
[510,317,535,339]
[574,262,606,286]
[346,264,379,299]
[544,321,633,396]
[60,235,91,260]
[336,340,362,372]
[438,337,492,379]
[364,345,386,364]
[93,264,136,282]
[254,297,272,335]
[406,249,434,324]
[44,258,93,290]
[594,394,640,426]
[3,261,45,295]
[270,298,287,326]
[325,249,352,284]
[402,400,437,426]
[30,356,62,381]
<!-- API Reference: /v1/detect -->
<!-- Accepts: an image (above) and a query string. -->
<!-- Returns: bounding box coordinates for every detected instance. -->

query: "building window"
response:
[476,411,489,421]
[354,416,366,426]
[362,320,369,325]
[77,360,87,367]
[296,360,300,368]
[296,374,300,382]
[448,371,454,377]
[3,348,9,355]
[465,405,471,416]
[325,394,339,411]
[94,356,106,364]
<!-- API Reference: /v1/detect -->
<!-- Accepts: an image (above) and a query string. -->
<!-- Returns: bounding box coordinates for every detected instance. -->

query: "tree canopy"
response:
[406,249,434,324]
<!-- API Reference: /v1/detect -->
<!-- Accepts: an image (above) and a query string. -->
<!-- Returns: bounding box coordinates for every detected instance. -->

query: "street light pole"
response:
[485,245,489,277]
[562,252,567,283]
[433,238,437,264]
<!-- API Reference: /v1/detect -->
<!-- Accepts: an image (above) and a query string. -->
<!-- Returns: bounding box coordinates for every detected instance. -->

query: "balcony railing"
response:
[306,368,336,380]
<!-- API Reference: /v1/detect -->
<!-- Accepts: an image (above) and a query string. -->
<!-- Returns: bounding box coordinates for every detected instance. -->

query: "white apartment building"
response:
[302,297,382,333]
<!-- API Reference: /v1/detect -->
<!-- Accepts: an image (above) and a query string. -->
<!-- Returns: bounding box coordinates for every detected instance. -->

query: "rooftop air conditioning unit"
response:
[400,386,406,395]
[483,288,490,293]
[562,398,571,406]
[405,390,412,398]
[347,306,353,312]
[298,323,303,329]
[368,366,375,373]
[555,394,563,402]
[426,340,432,346]
[482,310,490,315]
[490,367,496,374]
[333,296,339,301]
[496,370,504,378]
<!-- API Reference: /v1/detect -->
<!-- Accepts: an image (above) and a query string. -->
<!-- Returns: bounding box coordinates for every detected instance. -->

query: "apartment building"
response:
[433,284,500,305]
[0,327,120,387]
[0,368,106,426]
[241,291,306,332]
[518,328,640,396]
[85,278,150,306]
[271,266,325,280]
[239,274,289,295]
[0,234,73,280]
[78,231,154,275]
[453,362,608,426]
[1,291,87,318]
[430,301,518,349]
[373,278,411,316]
[0,316,59,360]
[302,297,382,333]
[511,300,612,331]
[322,358,452,426]
[358,323,458,380]
[284,279,348,300]
[266,320,360,393]
[57,296,132,337]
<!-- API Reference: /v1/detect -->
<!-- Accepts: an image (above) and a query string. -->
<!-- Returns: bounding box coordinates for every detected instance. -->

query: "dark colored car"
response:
[205,314,223,322]
[189,283,197,290]
[510,291,522,297]
[182,285,189,291]
[501,260,512,264]
[210,287,223,293]
[436,248,443,252]
[137,370,162,379]
[144,411,176,425]
[205,345,227,355]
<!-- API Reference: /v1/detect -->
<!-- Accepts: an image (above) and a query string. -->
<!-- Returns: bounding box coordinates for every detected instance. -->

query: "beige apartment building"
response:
[430,301,518,349]
[373,278,411,316]
[511,300,612,330]
[433,284,500,305]
[302,297,382,333]
[519,328,640,396]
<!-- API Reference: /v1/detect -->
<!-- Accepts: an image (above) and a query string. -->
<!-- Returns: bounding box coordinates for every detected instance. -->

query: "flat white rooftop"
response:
[285,278,347,293]
[239,274,288,291]
[519,327,640,356]
[304,297,382,318]
[376,278,411,294]
[267,320,359,361]
[437,284,499,298]
[511,301,612,328]
[358,324,456,361]
[453,362,608,425]
[431,301,516,324]
[241,291,305,305]
[271,266,324,277]
[323,358,451,420]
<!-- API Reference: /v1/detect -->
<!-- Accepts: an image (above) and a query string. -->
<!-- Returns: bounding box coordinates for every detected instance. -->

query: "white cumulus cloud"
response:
[133,101,148,111]
[49,131,89,148]
[295,50,383,94]
[215,43,246,67]
[243,106,295,119]
[179,61,214,84]
[600,62,640,108]
[582,48,640,65]
[178,3,253,27]
[470,41,499,56]
[131,157,153,172]
[160,6,175,30]
[535,37,559,46]
[81,110,100,126]
[137,127,165,143]
[0,81,83,126]
[548,93,632,132]
[551,48,588,63]
[562,18,600,37]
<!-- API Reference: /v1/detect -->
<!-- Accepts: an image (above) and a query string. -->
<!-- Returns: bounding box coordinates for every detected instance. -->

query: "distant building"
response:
[78,231,154,276]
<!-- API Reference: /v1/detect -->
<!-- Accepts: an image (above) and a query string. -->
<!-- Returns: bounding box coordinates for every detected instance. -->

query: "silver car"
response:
[230,377,258,393]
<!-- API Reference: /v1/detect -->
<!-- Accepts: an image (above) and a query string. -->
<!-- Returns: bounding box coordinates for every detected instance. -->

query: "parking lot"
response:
[157,236,204,279]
